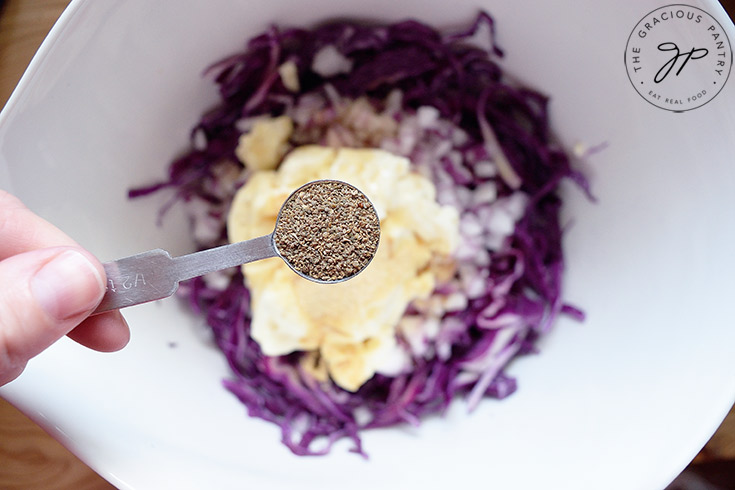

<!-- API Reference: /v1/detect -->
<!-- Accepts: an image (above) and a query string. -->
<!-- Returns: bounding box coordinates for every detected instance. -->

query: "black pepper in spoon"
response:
[274,180,381,283]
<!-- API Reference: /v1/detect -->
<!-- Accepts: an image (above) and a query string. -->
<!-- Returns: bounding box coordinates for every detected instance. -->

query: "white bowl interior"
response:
[1,1,735,489]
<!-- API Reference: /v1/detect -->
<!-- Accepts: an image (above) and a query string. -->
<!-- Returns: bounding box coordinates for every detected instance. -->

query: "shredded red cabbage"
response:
[133,11,587,457]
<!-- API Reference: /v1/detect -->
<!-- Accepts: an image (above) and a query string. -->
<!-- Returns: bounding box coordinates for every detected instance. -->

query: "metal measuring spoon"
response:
[93,180,380,314]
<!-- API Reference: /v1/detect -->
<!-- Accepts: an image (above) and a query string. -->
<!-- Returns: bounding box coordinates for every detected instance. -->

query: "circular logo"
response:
[625,4,732,112]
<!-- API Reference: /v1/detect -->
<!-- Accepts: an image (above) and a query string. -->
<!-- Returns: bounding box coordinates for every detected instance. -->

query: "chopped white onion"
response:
[375,345,411,377]
[473,161,497,178]
[460,213,484,237]
[472,182,498,205]
[192,128,207,151]
[501,192,529,221]
[485,206,515,237]
[311,45,354,77]
[416,106,440,127]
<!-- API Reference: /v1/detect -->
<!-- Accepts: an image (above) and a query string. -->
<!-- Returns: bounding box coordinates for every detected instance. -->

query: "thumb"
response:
[0,246,106,384]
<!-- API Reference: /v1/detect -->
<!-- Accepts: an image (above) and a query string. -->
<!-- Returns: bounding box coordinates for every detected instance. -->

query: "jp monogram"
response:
[625,4,732,112]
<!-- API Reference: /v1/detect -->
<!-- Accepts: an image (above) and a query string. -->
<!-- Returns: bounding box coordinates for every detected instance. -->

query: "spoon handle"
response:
[93,234,276,314]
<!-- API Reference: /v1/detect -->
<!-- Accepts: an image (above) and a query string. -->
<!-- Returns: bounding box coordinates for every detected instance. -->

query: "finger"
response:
[0,247,105,385]
[0,190,78,260]
[0,190,131,354]
[67,310,130,352]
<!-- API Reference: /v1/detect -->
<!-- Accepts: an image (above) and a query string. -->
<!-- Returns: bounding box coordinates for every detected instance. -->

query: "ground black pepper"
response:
[274,180,380,282]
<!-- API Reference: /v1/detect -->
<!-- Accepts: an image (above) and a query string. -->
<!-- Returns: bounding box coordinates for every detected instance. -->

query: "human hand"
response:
[0,190,130,386]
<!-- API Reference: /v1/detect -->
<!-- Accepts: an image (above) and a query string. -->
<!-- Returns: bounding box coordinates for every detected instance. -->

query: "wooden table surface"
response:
[1,1,735,489]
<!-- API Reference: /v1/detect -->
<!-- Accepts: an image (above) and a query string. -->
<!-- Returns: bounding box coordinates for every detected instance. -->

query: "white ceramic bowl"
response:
[1,1,735,489]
